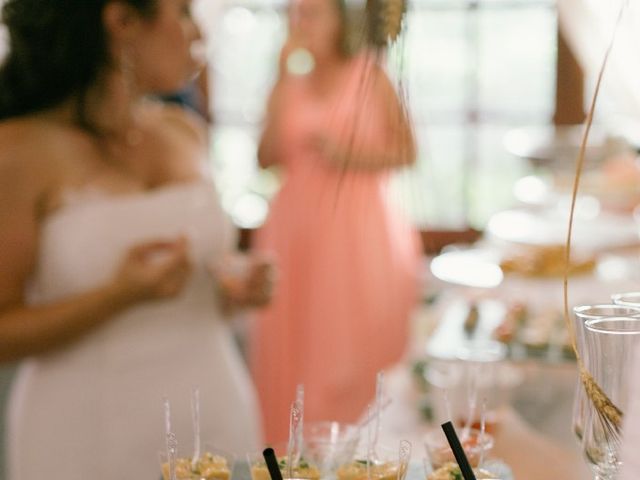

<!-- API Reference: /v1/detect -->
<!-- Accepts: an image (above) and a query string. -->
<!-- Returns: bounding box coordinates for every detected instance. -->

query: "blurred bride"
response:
[0,0,269,478]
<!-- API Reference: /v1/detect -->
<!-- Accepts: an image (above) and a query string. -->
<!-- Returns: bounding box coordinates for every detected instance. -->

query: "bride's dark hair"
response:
[0,0,156,121]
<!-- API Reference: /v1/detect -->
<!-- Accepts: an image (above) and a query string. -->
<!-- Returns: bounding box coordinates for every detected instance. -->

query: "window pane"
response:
[478,6,556,118]
[208,0,557,229]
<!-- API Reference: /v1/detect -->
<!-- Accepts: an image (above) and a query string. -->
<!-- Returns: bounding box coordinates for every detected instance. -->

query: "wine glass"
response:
[303,421,360,478]
[612,292,640,309]
[581,316,640,479]
[572,305,640,441]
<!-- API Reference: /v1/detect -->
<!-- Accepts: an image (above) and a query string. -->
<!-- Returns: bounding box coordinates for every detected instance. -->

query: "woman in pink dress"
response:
[250,0,422,442]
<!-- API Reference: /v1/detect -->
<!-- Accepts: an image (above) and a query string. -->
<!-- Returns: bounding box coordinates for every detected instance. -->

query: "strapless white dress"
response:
[6,181,262,480]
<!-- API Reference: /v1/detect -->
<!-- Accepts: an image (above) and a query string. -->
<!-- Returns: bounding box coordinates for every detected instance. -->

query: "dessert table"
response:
[386,243,634,480]
[376,364,592,480]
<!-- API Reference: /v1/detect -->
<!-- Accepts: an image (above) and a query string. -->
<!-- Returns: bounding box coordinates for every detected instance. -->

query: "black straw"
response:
[441,421,477,480]
[263,447,284,480]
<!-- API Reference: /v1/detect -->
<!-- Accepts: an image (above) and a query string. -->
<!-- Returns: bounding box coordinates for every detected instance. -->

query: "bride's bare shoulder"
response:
[0,116,44,151]
[1,115,90,152]
[0,116,89,187]
[0,118,51,168]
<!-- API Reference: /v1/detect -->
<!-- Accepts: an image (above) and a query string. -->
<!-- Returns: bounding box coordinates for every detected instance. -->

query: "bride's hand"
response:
[217,254,276,314]
[112,237,192,304]
[242,257,276,307]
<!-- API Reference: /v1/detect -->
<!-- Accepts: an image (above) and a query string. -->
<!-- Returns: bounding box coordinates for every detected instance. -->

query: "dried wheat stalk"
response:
[564,1,628,433]
[581,368,623,434]
[366,0,407,47]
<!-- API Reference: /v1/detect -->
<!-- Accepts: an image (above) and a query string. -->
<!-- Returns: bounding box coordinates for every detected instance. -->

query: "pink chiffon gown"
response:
[250,54,422,443]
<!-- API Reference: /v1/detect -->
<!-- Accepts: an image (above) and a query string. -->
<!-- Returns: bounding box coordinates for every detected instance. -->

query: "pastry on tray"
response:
[493,302,527,343]
[161,452,231,480]
[427,462,499,480]
[499,245,596,278]
[251,456,320,480]
[492,302,573,355]
[337,459,402,480]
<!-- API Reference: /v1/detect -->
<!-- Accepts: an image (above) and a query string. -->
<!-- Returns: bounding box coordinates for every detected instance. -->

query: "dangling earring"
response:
[119,46,143,147]
[120,46,137,96]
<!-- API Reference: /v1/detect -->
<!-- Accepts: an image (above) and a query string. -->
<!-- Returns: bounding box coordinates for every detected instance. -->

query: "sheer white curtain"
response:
[558,0,640,128]
[194,0,224,39]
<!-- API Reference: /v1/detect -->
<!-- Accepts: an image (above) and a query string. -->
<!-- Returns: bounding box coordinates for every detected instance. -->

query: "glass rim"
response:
[612,292,640,306]
[573,304,640,320]
[584,316,640,334]
[247,443,288,461]
[303,420,360,431]
[247,443,316,465]
[303,421,361,444]
[159,444,236,462]
[423,427,494,446]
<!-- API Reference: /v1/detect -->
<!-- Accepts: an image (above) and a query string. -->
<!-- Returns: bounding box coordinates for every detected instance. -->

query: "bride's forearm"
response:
[0,282,136,363]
